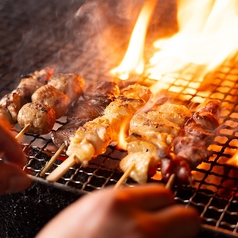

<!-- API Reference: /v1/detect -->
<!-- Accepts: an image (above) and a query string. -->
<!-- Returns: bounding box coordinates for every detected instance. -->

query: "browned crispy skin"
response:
[161,99,221,185]
[119,103,192,184]
[17,102,56,135]
[48,73,85,103]
[31,85,70,119]
[51,100,108,148]
[0,68,53,125]
[51,81,120,148]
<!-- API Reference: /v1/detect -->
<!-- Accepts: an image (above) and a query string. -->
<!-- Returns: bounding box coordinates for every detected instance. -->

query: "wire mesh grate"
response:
[1,0,238,237]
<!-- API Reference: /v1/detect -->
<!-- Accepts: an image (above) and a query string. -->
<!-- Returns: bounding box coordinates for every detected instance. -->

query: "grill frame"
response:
[1,0,238,237]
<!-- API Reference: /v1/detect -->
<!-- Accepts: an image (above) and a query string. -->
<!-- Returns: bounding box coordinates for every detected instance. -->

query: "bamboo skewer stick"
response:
[40,143,66,177]
[15,124,30,140]
[114,163,136,189]
[46,154,76,182]
[165,174,175,189]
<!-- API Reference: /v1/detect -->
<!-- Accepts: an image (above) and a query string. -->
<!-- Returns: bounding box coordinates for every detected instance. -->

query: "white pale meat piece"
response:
[31,85,70,118]
[120,152,159,184]
[130,111,181,139]
[130,103,191,143]
[155,103,192,126]
[127,140,159,158]
[17,102,56,135]
[48,73,85,103]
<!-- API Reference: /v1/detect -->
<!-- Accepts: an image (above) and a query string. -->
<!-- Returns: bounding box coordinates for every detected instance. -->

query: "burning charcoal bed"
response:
[1,0,238,237]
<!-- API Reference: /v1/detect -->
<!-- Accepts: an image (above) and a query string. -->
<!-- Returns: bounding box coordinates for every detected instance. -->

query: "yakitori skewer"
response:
[114,162,136,189]
[116,99,221,186]
[40,143,66,177]
[119,103,192,184]
[40,82,121,177]
[0,68,53,127]
[46,84,152,182]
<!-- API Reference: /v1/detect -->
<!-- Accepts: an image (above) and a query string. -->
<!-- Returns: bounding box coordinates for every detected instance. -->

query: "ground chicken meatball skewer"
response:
[0,68,53,128]
[46,84,152,182]
[17,73,85,135]
[116,103,192,186]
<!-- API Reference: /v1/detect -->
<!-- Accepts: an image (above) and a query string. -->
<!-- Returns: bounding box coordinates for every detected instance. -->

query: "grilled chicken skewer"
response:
[51,81,120,148]
[0,68,53,127]
[119,99,220,185]
[46,84,152,182]
[40,81,120,176]
[161,99,221,184]
[119,103,192,184]
[16,73,85,135]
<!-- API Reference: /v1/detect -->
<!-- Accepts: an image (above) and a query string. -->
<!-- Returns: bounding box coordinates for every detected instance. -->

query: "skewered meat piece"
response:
[31,85,70,119]
[17,67,54,102]
[0,68,53,125]
[51,81,120,148]
[66,84,151,167]
[0,91,22,125]
[161,99,221,185]
[51,99,111,148]
[160,154,192,185]
[17,102,56,135]
[119,103,192,184]
[17,72,85,135]
[120,140,159,184]
[48,73,85,103]
[82,81,120,102]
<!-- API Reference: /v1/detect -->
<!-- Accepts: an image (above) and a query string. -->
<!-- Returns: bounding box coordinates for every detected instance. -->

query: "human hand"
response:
[0,121,31,194]
[37,183,200,238]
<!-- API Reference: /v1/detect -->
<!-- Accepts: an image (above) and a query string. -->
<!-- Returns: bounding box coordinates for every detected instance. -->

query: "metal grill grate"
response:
[1,0,238,237]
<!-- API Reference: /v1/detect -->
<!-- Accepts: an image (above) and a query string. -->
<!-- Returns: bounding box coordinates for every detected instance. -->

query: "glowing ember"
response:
[227,150,238,166]
[110,0,157,80]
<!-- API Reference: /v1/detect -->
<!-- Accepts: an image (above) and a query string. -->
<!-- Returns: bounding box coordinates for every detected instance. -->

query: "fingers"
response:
[37,185,200,238]
[0,122,26,166]
[149,205,201,238]
[0,163,31,194]
[114,183,175,211]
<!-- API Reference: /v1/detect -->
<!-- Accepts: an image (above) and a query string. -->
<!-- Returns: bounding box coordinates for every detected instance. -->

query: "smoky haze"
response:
[1,0,177,90]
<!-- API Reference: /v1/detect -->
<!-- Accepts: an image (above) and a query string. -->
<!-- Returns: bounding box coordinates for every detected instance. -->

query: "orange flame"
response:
[111,0,238,93]
[110,0,157,80]
[148,0,238,83]
[117,116,131,151]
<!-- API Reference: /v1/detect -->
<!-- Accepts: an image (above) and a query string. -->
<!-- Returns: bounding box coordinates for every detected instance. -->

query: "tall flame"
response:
[111,0,238,87]
[148,0,238,83]
[110,0,157,80]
